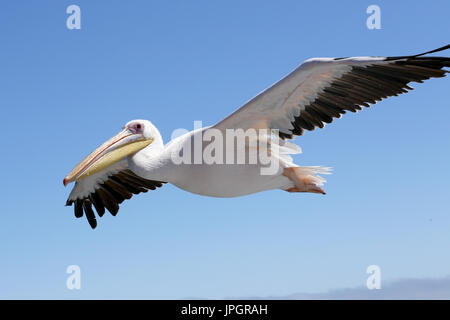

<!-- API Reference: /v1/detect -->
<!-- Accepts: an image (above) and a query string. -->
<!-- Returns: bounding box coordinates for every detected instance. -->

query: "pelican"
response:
[64,45,449,228]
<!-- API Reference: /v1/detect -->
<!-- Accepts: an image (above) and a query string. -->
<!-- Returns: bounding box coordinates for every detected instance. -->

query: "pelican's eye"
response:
[128,123,144,133]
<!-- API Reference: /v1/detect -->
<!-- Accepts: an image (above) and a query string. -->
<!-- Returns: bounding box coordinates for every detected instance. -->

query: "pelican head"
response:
[63,119,157,186]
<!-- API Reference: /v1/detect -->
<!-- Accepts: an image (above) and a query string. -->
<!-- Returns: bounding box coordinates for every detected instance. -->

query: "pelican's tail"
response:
[283,166,332,194]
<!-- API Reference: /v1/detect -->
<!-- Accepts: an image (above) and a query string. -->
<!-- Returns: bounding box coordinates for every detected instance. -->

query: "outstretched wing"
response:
[213,45,449,139]
[65,159,165,229]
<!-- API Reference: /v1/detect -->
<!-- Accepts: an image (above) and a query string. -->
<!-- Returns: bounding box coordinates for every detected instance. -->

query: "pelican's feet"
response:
[283,167,326,195]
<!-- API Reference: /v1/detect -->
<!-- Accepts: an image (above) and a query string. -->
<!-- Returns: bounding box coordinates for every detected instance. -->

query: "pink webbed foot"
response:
[283,167,326,195]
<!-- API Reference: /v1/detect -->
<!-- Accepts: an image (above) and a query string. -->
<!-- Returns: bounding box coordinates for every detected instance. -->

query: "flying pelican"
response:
[64,45,449,228]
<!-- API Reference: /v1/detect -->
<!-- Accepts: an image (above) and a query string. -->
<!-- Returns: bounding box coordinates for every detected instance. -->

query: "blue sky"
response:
[0,0,449,299]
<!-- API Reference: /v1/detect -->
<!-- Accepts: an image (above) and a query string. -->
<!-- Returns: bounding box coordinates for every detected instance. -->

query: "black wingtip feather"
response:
[385,44,450,61]
[74,200,83,218]
[89,193,105,217]
[83,202,97,229]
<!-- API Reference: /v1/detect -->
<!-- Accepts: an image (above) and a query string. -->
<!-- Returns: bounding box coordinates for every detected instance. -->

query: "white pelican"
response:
[64,45,449,228]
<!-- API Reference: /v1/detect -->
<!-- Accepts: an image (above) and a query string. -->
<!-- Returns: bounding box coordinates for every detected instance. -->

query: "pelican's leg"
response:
[283,167,326,195]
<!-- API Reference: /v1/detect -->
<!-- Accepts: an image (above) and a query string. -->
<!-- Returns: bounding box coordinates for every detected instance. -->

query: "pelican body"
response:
[64,45,450,228]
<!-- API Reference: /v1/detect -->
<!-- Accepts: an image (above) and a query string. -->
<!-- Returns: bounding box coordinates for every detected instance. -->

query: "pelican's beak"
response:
[63,128,153,186]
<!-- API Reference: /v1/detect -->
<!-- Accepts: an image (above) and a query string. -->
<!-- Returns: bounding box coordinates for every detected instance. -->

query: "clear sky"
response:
[0,0,449,299]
